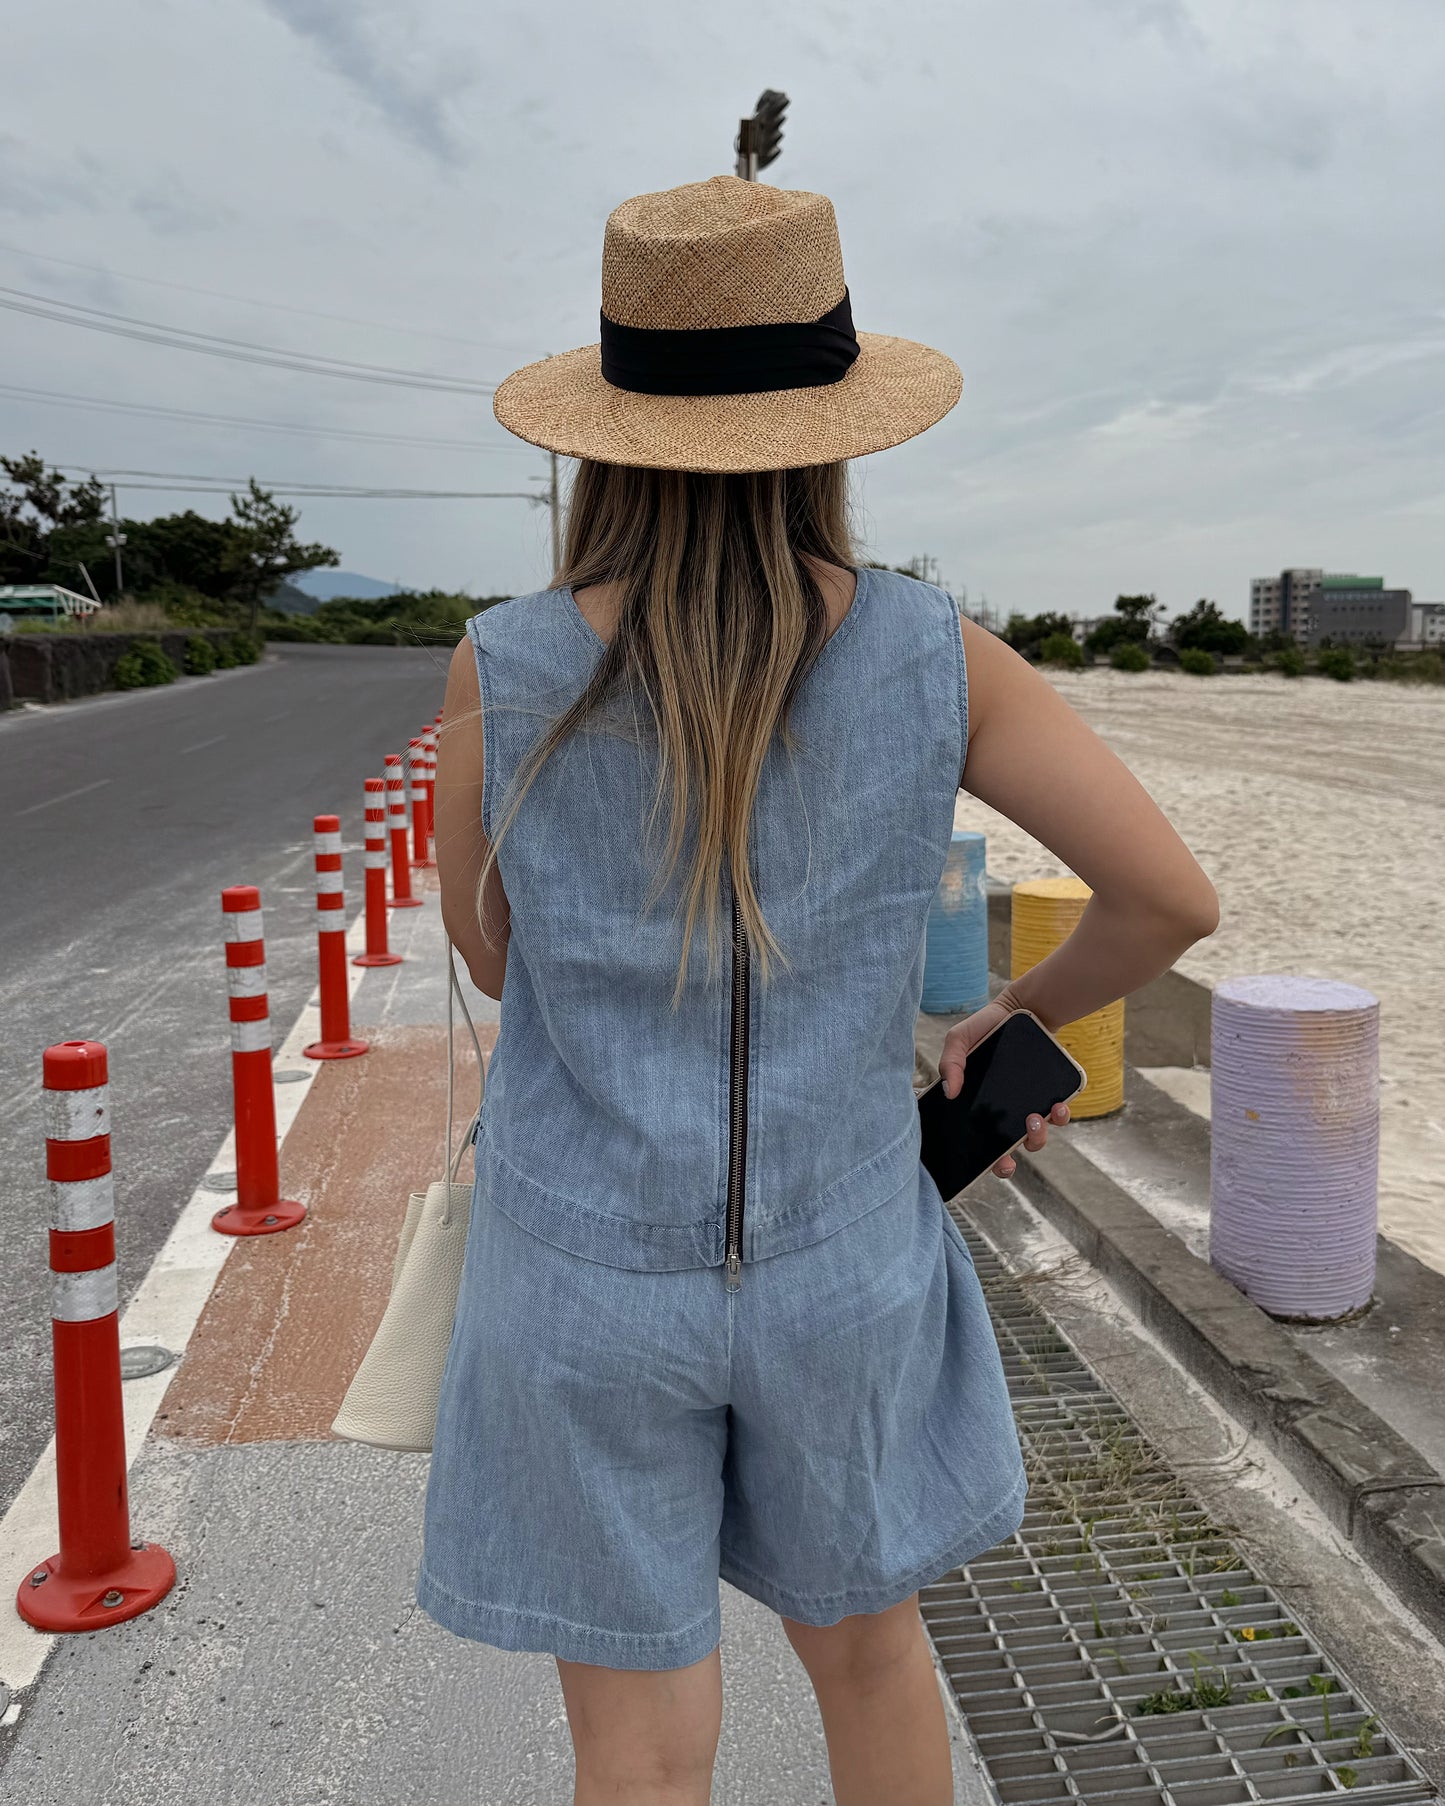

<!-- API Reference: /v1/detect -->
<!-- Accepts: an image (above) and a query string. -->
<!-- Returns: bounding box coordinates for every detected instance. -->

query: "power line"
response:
[0,285,499,394]
[51,463,545,502]
[106,484,541,499]
[0,381,528,455]
[0,240,521,354]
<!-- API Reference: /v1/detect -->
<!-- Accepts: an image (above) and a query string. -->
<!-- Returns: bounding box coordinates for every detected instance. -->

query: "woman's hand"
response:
[937,993,1072,1179]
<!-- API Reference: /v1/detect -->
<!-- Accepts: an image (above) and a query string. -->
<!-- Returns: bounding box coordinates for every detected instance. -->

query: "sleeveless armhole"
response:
[940,586,969,789]
[464,612,497,841]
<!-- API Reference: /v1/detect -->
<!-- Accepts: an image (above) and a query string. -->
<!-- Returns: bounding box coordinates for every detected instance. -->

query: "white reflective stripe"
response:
[50,1172,115,1232]
[364,848,388,868]
[313,830,342,855]
[316,899,345,923]
[230,1018,272,1054]
[223,906,264,943]
[408,784,424,799]
[226,963,268,998]
[43,1086,109,1142]
[314,870,344,896]
[52,1264,119,1323]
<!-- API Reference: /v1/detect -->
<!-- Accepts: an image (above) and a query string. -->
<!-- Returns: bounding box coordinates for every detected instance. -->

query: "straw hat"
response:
[492,175,962,473]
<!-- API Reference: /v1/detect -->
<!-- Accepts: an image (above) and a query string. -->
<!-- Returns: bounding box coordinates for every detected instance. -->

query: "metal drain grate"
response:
[920,1209,1436,1806]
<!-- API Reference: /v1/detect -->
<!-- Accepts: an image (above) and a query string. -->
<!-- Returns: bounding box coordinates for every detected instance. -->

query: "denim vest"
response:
[467,563,967,1273]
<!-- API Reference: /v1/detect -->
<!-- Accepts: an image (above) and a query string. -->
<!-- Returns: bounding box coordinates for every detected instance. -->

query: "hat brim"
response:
[492,332,962,473]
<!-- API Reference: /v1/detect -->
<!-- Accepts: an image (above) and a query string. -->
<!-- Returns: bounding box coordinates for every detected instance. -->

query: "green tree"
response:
[1171,598,1250,655]
[1002,611,1075,661]
[0,453,107,587]
[222,481,339,633]
[1110,640,1151,672]
[1085,593,1165,656]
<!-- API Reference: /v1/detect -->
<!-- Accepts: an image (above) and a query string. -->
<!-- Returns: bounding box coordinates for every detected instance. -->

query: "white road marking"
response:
[180,735,228,754]
[0,904,373,1695]
[15,779,113,817]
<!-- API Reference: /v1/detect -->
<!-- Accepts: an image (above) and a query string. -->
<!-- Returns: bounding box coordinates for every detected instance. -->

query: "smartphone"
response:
[917,1008,1087,1200]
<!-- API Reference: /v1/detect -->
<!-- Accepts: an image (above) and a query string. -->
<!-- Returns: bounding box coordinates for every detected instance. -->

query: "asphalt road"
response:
[0,644,451,1517]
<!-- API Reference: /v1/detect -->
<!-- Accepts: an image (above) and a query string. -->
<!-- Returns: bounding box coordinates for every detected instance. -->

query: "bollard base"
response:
[303,1037,370,1061]
[18,1540,176,1633]
[211,1198,307,1236]
[387,895,425,909]
[353,951,404,967]
[409,855,438,870]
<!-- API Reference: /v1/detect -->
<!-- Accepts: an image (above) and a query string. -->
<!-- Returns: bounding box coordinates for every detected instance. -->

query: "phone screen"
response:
[917,1011,1085,1201]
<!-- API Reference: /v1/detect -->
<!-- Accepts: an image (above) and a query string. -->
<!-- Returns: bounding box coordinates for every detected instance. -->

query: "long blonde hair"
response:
[476,457,856,1006]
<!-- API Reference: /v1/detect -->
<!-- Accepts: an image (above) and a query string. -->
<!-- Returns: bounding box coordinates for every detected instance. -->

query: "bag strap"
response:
[443,937,486,1212]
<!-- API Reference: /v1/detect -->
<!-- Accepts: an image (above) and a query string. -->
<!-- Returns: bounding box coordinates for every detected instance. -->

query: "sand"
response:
[953,665,1445,1277]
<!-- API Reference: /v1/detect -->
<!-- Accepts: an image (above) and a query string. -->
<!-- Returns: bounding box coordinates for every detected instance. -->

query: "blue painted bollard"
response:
[922,831,989,1016]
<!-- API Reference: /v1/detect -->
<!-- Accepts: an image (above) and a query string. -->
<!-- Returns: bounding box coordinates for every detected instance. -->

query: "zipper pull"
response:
[725,1252,742,1292]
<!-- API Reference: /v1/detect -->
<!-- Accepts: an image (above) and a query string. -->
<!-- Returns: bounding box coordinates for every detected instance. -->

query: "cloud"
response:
[260,0,477,166]
[131,179,239,239]
[0,135,105,220]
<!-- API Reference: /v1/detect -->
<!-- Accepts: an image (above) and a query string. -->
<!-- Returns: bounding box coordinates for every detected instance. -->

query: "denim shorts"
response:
[416,1163,1028,1672]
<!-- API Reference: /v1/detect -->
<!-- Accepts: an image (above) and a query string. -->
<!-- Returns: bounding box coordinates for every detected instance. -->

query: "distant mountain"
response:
[292,570,405,602]
[266,580,322,616]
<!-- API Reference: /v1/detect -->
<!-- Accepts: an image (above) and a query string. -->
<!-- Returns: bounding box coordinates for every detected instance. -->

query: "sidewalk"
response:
[0,878,988,1806]
[3,880,1442,1801]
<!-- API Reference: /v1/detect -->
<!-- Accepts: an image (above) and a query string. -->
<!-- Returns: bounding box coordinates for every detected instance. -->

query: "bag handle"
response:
[442,937,486,1216]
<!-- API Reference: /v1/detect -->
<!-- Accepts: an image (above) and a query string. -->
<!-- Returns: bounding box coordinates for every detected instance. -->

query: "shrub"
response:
[222,631,261,665]
[135,581,226,627]
[1039,631,1084,669]
[1318,646,1355,682]
[1110,641,1151,672]
[1268,645,1306,678]
[1178,648,1217,676]
[113,639,178,689]
[184,634,217,676]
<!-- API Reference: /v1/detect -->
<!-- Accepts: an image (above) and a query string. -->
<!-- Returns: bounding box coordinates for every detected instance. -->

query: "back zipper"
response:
[724,869,751,1291]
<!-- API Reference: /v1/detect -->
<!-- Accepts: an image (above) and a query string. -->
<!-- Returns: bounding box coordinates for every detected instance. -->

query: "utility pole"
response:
[735,90,788,182]
[105,485,127,600]
[549,451,561,572]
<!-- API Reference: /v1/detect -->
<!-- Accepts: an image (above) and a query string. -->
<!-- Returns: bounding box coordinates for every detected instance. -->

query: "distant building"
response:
[1408,602,1445,648]
[1308,576,1415,648]
[1249,569,1322,644]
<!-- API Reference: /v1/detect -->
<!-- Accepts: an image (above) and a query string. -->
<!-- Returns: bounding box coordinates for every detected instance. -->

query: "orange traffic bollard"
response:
[304,815,368,1060]
[19,1041,176,1631]
[354,778,402,967]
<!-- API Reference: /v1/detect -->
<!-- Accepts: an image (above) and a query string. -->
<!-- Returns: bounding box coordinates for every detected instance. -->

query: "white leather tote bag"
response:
[331,940,486,1452]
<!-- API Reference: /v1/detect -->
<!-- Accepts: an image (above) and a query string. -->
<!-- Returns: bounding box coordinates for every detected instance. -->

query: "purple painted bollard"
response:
[1210,975,1380,1321]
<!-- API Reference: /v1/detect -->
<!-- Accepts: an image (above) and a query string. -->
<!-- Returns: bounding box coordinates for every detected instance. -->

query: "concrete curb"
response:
[915,1010,1445,1643]
[1008,1133,1445,1641]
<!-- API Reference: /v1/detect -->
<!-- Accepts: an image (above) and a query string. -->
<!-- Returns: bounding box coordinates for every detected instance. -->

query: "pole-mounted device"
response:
[735,89,789,182]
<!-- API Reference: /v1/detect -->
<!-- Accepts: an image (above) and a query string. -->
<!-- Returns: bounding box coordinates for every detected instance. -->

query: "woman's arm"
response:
[956,614,1220,1036]
[434,636,510,1000]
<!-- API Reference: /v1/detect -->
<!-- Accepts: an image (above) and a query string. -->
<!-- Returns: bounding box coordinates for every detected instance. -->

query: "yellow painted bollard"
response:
[1011,877,1124,1117]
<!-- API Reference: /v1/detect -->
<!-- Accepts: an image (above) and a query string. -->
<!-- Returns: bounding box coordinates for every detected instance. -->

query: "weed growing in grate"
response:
[1134,1650,1232,1715]
[1307,1673,1340,1738]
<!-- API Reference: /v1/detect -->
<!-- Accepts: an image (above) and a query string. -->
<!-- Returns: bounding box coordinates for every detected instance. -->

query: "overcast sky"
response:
[4,1,1441,621]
